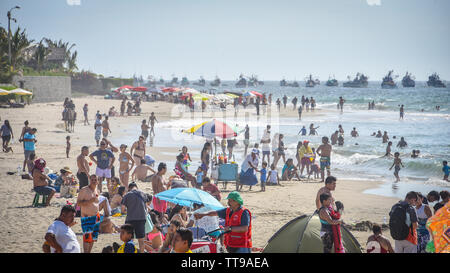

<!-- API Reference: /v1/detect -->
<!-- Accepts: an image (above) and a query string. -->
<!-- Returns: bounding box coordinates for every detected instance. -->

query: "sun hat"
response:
[224,191,244,206]
[60,166,72,174]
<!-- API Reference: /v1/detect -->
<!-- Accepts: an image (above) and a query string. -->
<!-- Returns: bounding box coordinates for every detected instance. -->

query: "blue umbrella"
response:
[155,188,224,210]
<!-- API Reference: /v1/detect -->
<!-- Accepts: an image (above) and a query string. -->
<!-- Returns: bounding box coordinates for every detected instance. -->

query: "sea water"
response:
[114,81,450,199]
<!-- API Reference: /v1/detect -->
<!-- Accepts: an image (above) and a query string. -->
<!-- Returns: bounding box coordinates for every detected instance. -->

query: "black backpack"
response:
[389,202,410,240]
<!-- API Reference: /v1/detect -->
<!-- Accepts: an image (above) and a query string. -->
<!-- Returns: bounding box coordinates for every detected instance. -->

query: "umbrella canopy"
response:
[182,119,238,139]
[214,94,233,102]
[192,93,211,101]
[225,93,239,99]
[162,87,182,93]
[117,85,134,91]
[181,88,200,94]
[0,88,11,96]
[10,88,32,95]
[155,188,224,210]
[242,91,256,97]
[263,213,362,253]
[131,86,148,92]
[250,90,263,98]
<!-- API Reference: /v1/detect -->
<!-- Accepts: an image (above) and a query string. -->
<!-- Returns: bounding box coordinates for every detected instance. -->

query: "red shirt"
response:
[203,183,221,201]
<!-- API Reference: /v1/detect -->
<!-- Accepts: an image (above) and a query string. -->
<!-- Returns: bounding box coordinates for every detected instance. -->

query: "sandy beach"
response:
[0,96,400,253]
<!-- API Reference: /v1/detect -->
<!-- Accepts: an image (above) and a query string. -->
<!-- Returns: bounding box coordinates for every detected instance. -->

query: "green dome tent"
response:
[263,212,362,253]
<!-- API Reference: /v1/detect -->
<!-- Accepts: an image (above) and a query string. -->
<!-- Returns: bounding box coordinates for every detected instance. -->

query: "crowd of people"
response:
[2,93,448,254]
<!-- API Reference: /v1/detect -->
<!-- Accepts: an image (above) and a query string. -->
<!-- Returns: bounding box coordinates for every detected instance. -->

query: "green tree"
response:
[10,27,33,71]
[33,39,50,72]
[67,50,78,73]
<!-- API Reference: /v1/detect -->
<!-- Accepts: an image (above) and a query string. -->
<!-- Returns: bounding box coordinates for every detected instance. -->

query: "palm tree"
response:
[67,50,78,74]
[33,39,50,72]
[10,27,33,71]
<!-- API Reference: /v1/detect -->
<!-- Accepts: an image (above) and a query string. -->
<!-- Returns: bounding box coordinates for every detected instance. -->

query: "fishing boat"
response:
[401,72,415,88]
[193,76,206,87]
[427,73,446,88]
[280,78,287,87]
[210,76,221,87]
[326,75,338,87]
[343,73,369,88]
[381,70,398,89]
[235,74,247,88]
[180,76,189,86]
[305,74,319,87]
[288,81,299,87]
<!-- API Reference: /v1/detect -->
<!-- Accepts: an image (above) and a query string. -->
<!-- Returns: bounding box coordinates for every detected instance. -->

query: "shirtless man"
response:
[339,97,345,113]
[382,131,389,143]
[384,141,393,157]
[149,112,158,137]
[102,116,111,138]
[330,131,339,145]
[76,146,90,189]
[151,163,170,215]
[132,159,156,182]
[397,137,408,148]
[351,128,359,138]
[316,136,332,182]
[77,174,101,253]
[315,176,337,210]
[32,159,56,206]
[366,224,395,253]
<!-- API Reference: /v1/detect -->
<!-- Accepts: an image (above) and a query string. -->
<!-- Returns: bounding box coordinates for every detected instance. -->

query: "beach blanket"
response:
[328,206,345,253]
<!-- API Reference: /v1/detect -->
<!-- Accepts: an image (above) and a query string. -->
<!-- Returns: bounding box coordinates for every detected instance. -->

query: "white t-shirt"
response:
[269,170,278,184]
[98,195,112,215]
[46,220,80,253]
[261,130,271,152]
[189,213,220,233]
[241,154,259,173]
[272,134,279,152]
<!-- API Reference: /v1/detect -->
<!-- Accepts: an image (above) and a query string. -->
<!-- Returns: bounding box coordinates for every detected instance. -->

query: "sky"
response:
[1,0,449,81]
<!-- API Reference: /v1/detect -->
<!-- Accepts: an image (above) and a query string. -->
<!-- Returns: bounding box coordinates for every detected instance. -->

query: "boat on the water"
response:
[280,78,287,87]
[193,76,206,87]
[381,70,398,89]
[159,77,164,84]
[343,73,369,88]
[210,76,221,87]
[288,81,299,87]
[235,74,247,88]
[427,73,446,88]
[180,76,189,86]
[305,74,319,87]
[248,75,263,87]
[326,75,338,87]
[401,72,415,88]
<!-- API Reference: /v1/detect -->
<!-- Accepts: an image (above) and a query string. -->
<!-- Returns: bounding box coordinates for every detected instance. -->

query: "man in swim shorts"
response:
[316,136,332,182]
[77,174,102,253]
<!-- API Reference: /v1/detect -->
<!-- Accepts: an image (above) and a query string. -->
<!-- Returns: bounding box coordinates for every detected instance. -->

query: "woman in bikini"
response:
[141,120,150,143]
[174,153,197,187]
[168,205,188,227]
[130,136,146,167]
[118,144,134,191]
[144,212,164,253]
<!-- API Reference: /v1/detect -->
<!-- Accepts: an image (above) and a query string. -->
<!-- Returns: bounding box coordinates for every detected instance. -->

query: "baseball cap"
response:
[224,191,244,205]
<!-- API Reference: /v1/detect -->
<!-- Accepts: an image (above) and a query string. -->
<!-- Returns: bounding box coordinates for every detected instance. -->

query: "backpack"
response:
[389,202,410,240]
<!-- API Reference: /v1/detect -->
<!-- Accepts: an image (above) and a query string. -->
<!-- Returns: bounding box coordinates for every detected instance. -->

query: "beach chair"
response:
[32,192,48,207]
[217,163,239,190]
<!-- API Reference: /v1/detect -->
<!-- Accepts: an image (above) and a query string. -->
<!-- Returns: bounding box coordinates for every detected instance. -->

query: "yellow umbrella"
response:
[0,88,11,96]
[193,93,210,101]
[10,88,33,95]
[225,93,239,98]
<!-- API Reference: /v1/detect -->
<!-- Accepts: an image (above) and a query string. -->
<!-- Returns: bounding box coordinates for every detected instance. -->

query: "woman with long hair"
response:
[0,120,14,152]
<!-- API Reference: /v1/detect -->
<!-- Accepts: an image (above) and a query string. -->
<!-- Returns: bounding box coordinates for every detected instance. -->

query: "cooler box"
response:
[191,240,217,253]
[218,163,238,181]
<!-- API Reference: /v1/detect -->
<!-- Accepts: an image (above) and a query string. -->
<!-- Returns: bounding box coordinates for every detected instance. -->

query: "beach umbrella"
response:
[182,88,200,94]
[162,87,181,93]
[182,119,238,139]
[242,91,256,97]
[155,188,224,210]
[10,88,32,95]
[192,93,211,101]
[250,90,263,98]
[131,86,148,92]
[225,93,239,99]
[117,85,134,91]
[0,88,11,96]
[263,213,362,253]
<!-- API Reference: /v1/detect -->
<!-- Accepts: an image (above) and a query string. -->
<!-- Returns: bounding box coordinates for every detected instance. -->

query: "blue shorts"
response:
[34,186,55,195]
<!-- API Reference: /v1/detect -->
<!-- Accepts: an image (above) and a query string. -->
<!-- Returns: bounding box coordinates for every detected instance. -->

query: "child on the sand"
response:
[66,136,71,158]
[260,162,267,191]
[268,164,280,186]
[195,166,203,189]
[389,152,404,182]
[117,224,138,253]
[443,161,449,181]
